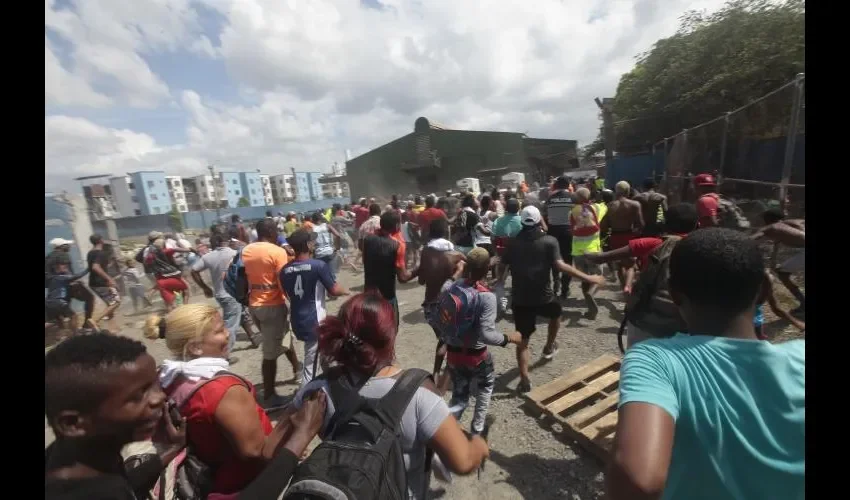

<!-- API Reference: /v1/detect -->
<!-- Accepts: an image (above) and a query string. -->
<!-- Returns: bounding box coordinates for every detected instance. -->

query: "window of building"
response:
[131,196,138,203]
[250,179,254,184]
[147,180,154,188]
[154,207,161,214]
[234,190,240,196]
[151,194,158,200]
[128,182,135,189]
[200,180,205,187]
[251,189,256,194]
[134,209,141,216]
[232,179,238,185]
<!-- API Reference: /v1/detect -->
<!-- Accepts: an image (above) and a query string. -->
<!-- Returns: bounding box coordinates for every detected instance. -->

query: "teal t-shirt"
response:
[492,214,522,238]
[619,334,805,500]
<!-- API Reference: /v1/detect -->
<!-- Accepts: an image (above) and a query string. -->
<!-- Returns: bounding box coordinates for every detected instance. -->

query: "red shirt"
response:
[696,193,719,227]
[628,233,688,268]
[353,206,370,229]
[168,376,273,495]
[417,207,446,234]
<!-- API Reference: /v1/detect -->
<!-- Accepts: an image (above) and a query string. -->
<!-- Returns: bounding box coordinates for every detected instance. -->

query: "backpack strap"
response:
[375,368,432,434]
[175,371,252,411]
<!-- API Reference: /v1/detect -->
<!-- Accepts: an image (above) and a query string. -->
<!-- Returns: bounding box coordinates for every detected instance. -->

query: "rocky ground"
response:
[45,263,803,499]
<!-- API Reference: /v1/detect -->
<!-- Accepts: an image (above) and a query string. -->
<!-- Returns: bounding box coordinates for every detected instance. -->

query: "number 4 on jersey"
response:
[293,275,304,298]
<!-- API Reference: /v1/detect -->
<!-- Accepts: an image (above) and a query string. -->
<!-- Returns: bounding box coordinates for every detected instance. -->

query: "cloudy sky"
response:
[45,0,726,192]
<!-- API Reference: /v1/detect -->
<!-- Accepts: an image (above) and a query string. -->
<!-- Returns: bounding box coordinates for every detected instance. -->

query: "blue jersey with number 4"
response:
[280,258,337,341]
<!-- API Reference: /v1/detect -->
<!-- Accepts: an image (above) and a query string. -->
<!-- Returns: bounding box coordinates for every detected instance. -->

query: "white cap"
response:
[520,206,542,227]
[49,238,74,248]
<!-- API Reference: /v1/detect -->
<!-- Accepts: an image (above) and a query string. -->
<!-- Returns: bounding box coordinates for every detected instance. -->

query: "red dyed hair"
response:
[316,291,397,375]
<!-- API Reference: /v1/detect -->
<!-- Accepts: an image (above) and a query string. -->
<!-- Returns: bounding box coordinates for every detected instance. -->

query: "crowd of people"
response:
[45,172,805,500]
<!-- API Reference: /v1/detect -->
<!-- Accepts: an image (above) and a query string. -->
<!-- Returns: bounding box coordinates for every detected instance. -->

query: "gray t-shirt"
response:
[439,279,504,350]
[294,372,451,500]
[191,246,236,297]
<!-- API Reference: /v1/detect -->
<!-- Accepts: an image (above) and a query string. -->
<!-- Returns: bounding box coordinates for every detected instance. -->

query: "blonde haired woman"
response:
[145,304,299,497]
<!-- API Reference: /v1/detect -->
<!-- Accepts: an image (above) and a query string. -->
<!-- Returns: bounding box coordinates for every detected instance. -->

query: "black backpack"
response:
[617,236,687,352]
[284,369,433,500]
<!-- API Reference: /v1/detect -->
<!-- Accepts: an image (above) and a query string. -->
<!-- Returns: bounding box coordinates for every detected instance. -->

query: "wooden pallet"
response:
[523,354,622,461]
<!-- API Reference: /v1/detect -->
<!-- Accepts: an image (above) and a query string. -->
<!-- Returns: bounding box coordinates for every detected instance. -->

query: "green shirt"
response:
[492,214,522,238]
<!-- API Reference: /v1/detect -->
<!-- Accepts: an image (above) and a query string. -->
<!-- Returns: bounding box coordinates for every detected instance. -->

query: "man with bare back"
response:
[419,218,466,392]
[601,181,645,294]
[751,208,806,315]
[633,178,668,237]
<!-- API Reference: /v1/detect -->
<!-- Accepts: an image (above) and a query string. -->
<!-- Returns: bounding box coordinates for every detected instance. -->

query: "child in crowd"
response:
[122,259,153,313]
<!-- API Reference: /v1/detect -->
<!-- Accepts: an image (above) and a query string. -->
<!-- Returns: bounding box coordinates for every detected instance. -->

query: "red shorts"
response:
[156,277,188,305]
[609,231,639,250]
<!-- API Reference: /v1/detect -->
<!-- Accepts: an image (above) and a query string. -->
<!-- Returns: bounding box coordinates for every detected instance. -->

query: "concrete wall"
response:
[45,194,94,272]
[181,198,349,230]
[345,132,418,200]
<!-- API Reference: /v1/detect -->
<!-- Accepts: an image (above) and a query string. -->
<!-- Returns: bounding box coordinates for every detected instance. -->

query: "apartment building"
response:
[269,174,297,204]
[106,171,172,216]
[321,179,350,199]
[258,175,274,205]
[165,176,188,212]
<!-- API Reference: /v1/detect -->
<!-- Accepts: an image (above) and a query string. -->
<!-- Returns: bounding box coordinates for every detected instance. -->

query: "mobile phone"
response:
[167,400,183,429]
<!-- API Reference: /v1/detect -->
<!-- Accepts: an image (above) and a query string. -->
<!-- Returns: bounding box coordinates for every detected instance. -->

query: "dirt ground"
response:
[45,262,803,499]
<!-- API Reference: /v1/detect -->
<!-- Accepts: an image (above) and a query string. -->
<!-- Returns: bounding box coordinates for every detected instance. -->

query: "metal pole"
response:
[717,112,731,189]
[779,73,804,212]
[680,129,689,202]
[662,138,669,196]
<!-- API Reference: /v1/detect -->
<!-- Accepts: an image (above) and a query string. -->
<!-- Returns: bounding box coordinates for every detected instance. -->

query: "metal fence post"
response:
[717,112,731,189]
[680,129,689,202]
[780,73,805,212]
[662,138,669,195]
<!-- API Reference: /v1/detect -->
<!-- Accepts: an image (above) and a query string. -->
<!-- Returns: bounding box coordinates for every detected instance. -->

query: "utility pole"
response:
[207,164,221,222]
[594,97,615,180]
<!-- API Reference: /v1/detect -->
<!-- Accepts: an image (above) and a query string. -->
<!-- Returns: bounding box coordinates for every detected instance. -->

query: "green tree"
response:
[587,0,804,155]
[168,206,184,233]
[237,197,251,207]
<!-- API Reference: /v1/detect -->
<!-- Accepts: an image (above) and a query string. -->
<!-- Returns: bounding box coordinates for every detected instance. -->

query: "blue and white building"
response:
[294,171,325,202]
[239,172,266,207]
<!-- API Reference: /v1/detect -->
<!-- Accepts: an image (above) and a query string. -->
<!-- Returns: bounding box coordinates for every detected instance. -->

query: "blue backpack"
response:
[223,247,249,304]
[433,280,487,345]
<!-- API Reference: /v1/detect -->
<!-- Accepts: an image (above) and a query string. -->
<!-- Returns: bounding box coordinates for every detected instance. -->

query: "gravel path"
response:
[46,265,799,499]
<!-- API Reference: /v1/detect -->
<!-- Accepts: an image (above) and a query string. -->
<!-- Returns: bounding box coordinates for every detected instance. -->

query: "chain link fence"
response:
[644,74,805,221]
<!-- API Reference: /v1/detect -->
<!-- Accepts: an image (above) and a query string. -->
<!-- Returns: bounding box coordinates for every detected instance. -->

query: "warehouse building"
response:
[343,117,579,200]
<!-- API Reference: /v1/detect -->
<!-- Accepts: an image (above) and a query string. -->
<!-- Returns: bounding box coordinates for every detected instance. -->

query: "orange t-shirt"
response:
[390,232,407,270]
[302,221,314,231]
[241,242,289,307]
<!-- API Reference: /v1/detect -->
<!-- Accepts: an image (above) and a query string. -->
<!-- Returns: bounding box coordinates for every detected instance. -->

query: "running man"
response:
[633,178,667,236]
[438,248,522,436]
[46,238,96,329]
[360,210,419,326]
[419,218,466,392]
[601,181,644,294]
[242,219,301,407]
[544,175,576,299]
[569,187,605,319]
[500,206,606,393]
[751,207,805,315]
[191,233,254,357]
[280,229,349,385]
[87,234,122,329]
[608,228,804,499]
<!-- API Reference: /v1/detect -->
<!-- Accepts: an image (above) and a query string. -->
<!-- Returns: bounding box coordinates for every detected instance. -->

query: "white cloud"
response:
[45,0,728,191]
